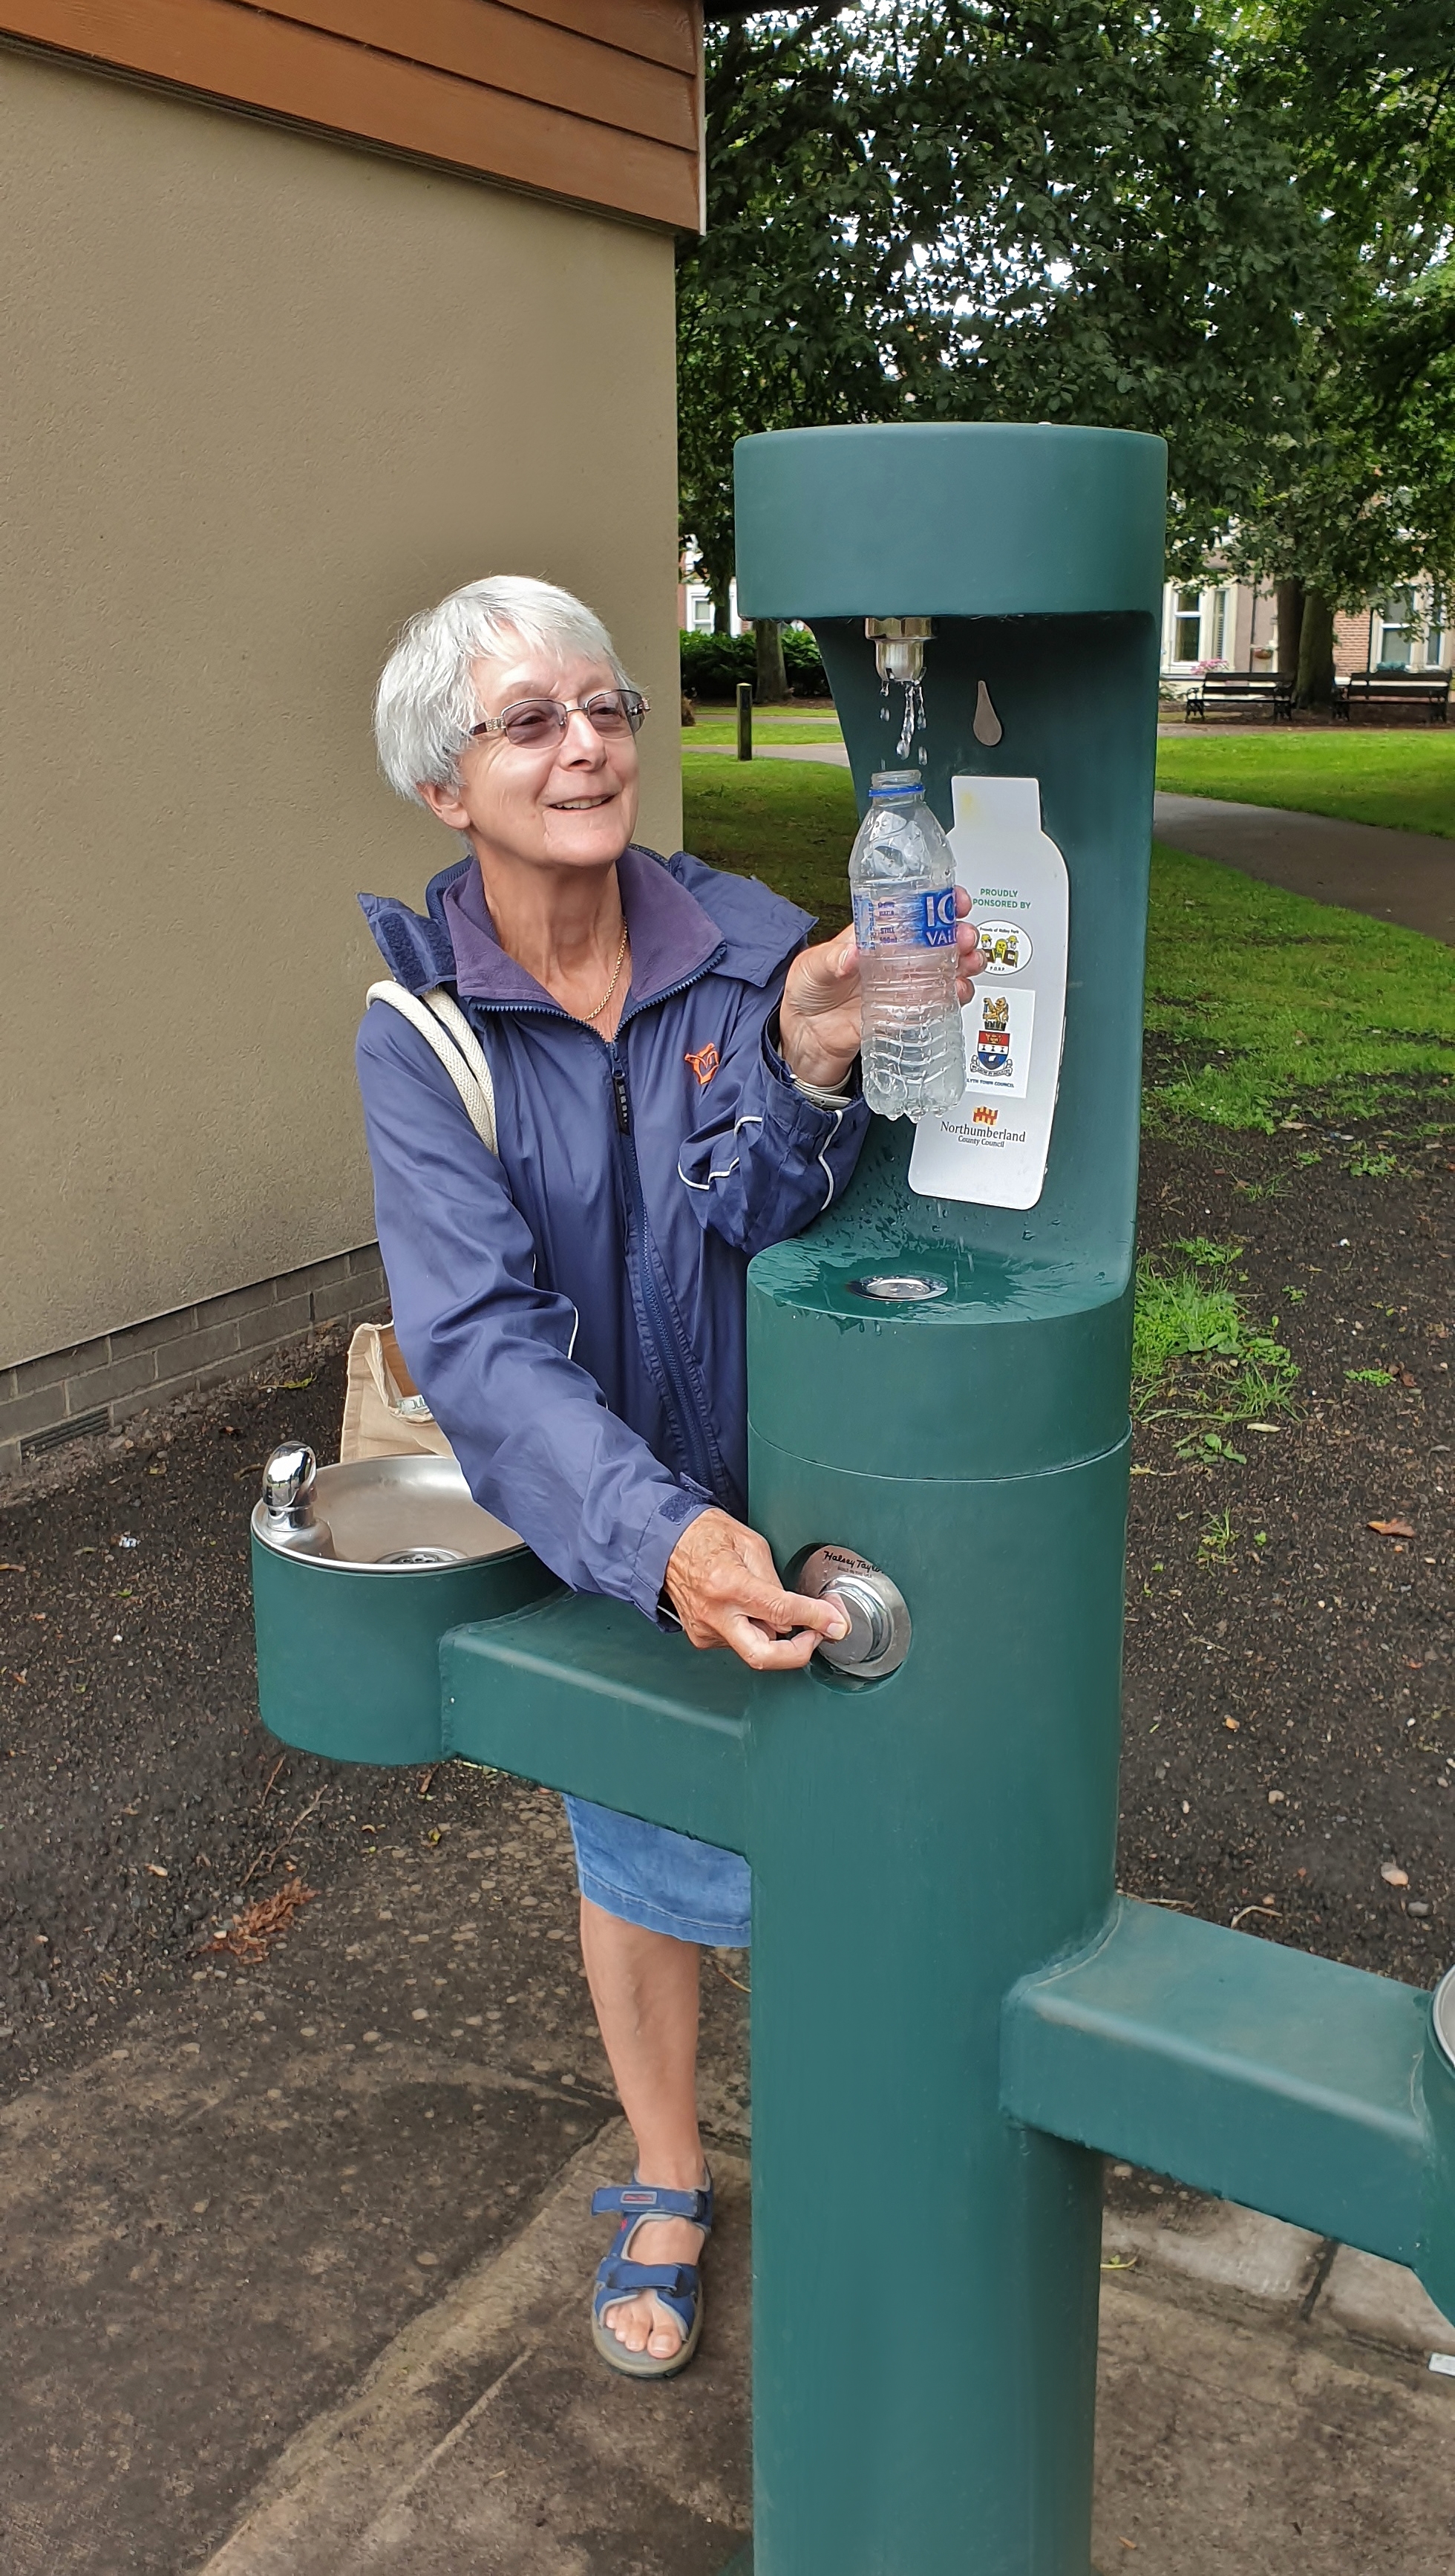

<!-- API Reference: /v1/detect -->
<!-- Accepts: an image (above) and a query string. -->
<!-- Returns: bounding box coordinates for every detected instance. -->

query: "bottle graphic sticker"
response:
[909,776,1069,1209]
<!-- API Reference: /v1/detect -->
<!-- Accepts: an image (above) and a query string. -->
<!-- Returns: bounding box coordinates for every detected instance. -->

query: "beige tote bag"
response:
[339,1320,456,1464]
[340,982,498,1468]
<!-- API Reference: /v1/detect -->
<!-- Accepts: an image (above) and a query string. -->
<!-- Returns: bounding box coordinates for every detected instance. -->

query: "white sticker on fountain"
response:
[909,775,1069,1211]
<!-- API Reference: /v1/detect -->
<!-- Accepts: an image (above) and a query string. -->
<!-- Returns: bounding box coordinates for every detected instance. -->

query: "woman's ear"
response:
[418,778,473,832]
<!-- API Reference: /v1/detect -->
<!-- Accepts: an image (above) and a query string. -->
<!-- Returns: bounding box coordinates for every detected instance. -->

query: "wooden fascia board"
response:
[261,2,699,153]
[0,0,702,229]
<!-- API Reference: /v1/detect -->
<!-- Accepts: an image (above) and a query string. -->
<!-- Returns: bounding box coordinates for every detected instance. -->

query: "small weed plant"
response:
[1133,1238,1298,1426]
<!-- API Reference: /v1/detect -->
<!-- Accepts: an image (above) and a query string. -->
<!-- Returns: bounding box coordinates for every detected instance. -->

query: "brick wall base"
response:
[0,1245,388,1481]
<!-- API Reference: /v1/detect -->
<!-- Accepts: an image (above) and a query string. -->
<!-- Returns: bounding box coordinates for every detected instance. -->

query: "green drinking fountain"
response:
[252,423,1455,2574]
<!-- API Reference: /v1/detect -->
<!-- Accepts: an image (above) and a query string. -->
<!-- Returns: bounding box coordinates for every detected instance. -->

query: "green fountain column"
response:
[731,423,1160,2572]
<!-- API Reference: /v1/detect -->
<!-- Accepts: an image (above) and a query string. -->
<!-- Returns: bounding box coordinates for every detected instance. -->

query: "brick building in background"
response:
[1160,575,1448,688]
[0,1,704,1477]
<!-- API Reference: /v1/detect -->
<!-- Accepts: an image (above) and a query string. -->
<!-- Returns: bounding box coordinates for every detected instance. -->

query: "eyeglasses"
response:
[468,689,649,751]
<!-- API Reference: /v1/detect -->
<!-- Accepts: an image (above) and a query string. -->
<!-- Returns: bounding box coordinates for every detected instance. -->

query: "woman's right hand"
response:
[664,1507,849,1671]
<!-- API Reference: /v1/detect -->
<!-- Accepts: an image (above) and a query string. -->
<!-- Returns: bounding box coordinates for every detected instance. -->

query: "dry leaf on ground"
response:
[207,1880,318,1963]
[1367,1517,1416,1538]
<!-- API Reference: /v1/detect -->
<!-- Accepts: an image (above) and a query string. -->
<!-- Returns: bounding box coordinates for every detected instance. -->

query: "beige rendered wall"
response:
[0,48,682,1366]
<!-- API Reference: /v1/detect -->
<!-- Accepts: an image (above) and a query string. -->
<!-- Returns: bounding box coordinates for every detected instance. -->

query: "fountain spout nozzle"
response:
[866,616,932,683]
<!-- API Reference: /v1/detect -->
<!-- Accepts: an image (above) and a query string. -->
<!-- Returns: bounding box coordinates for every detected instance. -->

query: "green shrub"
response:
[680,626,830,700]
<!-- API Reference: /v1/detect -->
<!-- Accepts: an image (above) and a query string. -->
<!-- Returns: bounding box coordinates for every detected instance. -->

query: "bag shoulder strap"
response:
[366,982,497,1157]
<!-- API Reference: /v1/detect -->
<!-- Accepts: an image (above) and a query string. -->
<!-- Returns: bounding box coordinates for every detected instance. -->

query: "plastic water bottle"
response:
[849,772,967,1121]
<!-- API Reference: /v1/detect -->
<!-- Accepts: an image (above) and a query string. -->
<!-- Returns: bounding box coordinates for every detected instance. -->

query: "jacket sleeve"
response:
[356,1007,710,1621]
[675,985,870,1259]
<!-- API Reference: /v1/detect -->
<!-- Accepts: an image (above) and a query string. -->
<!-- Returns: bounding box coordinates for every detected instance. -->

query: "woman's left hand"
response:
[779,890,987,1094]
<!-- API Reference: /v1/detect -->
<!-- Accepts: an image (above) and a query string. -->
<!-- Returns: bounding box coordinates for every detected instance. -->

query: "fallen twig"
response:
[258,1755,287,1809]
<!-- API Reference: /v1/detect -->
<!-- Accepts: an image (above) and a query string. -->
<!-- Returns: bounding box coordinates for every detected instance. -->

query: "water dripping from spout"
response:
[895,676,925,760]
[973,681,1003,746]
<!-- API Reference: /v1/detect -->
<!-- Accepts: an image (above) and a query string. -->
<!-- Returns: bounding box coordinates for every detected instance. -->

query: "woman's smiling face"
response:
[419,642,641,874]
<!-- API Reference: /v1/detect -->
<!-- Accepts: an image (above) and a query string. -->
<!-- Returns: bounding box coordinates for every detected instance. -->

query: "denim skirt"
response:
[564,1796,751,1947]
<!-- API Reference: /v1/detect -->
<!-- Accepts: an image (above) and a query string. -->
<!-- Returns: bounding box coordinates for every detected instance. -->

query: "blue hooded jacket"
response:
[355,844,869,1623]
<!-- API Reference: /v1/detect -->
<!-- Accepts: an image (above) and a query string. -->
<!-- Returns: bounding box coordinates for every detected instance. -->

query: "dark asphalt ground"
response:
[1121,1105,1452,1988]
[1,1106,1451,2074]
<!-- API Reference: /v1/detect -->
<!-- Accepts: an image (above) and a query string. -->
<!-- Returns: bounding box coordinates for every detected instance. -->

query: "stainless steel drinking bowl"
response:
[250,1451,558,1765]
[252,1450,523,1569]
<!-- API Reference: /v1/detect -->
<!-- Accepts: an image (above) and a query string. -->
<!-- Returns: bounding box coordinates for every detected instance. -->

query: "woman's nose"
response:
[560,706,606,757]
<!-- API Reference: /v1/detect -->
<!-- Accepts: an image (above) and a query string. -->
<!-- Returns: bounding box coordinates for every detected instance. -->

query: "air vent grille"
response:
[21,1406,110,1461]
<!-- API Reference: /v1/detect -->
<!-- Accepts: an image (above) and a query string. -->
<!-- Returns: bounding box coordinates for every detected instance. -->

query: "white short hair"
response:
[373,573,635,805]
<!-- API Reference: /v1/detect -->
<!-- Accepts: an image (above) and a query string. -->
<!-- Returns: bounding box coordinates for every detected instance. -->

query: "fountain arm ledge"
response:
[1001,1895,1431,2269]
[439,1594,752,1854]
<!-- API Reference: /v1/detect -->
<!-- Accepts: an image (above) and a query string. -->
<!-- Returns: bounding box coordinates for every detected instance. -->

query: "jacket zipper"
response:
[458,979,729,1500]
[608,1045,719,1496]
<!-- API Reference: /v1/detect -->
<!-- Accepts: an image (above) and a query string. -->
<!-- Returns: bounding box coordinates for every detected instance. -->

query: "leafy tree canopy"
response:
[1227,0,1455,635]
[680,1,1455,653]
[679,1,1321,606]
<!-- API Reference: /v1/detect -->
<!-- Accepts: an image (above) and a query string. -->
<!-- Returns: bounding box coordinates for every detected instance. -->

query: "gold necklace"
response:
[573,921,630,1023]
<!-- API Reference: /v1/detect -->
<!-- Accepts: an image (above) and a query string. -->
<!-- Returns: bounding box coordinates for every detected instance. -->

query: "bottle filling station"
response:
[253,424,1455,2575]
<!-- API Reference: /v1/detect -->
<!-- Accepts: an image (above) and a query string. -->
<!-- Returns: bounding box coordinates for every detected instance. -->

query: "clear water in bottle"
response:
[850,772,967,1121]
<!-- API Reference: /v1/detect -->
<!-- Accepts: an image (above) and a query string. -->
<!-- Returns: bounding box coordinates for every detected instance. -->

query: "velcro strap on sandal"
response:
[592,2183,710,2225]
[595,2258,696,2299]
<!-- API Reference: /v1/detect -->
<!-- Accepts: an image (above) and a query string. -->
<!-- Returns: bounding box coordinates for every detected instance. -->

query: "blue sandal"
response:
[590,2176,713,2379]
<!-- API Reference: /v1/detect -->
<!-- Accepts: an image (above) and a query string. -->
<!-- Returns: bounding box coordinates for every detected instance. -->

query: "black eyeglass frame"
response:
[468,688,650,749]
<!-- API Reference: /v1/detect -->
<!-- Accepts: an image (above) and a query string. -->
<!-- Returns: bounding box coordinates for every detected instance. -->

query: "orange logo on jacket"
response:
[685,1044,720,1088]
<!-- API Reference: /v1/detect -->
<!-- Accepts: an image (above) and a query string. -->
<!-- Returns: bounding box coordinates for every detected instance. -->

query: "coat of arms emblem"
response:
[976,994,1012,1076]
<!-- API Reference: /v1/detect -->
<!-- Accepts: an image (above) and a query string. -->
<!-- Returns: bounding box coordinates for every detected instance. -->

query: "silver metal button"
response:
[797,1545,912,1680]
[1433,1965,1455,2073]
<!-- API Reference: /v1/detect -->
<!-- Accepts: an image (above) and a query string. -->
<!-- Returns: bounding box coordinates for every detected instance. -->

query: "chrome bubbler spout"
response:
[866,616,933,682]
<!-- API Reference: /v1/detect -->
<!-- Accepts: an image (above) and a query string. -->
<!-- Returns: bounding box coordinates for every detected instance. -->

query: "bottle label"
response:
[852,887,958,950]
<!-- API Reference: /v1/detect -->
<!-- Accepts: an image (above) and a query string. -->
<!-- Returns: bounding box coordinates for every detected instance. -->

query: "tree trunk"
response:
[1275,578,1304,680]
[754,616,788,705]
[706,577,732,636]
[1295,588,1335,708]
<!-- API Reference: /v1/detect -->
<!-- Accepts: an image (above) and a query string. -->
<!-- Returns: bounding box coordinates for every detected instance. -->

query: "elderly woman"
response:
[357,575,984,2379]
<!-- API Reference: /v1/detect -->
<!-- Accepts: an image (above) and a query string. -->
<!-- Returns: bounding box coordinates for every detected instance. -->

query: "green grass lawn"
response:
[683,702,844,749]
[681,754,1455,1131]
[682,751,858,932]
[1155,728,1455,837]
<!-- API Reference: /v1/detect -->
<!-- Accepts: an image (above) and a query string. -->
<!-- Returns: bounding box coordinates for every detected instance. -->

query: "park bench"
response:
[1333,668,1450,723]
[1183,670,1295,722]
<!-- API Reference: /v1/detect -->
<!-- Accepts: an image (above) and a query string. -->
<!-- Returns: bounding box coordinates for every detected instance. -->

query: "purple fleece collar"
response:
[442,844,725,1014]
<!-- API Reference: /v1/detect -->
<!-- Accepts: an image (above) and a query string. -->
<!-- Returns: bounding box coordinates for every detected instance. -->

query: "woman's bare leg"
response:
[579,1897,707,2358]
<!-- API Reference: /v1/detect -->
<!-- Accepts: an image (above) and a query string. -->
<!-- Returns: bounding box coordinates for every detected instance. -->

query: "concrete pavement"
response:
[4,1804,1454,2576]
[1151,792,1454,944]
[197,2130,1455,2576]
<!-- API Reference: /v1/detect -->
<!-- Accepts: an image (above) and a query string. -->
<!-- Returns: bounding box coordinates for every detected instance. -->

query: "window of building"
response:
[1375,589,1416,668]
[1428,591,1448,671]
[1172,586,1203,662]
